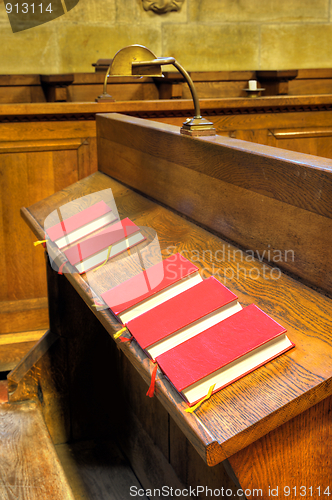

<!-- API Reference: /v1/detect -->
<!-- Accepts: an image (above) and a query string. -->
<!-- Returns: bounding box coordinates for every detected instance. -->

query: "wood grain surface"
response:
[0,380,8,402]
[97,113,332,294]
[0,330,45,372]
[1,95,332,119]
[21,161,332,467]
[229,395,332,499]
[0,117,98,336]
[0,400,75,499]
[0,299,48,335]
[0,342,38,372]
[0,136,89,303]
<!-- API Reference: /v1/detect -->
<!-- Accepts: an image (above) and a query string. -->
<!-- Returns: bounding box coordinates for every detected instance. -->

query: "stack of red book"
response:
[44,201,294,407]
[102,253,294,407]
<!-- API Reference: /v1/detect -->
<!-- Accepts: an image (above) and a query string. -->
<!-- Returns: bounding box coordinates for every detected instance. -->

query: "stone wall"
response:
[0,0,331,74]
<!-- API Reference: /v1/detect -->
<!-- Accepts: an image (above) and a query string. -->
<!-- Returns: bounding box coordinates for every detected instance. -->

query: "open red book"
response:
[156,304,294,406]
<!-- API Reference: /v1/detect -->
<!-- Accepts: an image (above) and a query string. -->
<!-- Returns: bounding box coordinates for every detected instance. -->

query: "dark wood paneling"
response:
[170,418,243,499]
[8,329,70,444]
[119,348,169,459]
[55,439,149,500]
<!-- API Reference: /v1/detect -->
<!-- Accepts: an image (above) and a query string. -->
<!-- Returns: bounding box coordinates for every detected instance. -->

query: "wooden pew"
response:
[15,113,332,499]
[0,75,46,104]
[2,96,332,348]
[3,69,332,104]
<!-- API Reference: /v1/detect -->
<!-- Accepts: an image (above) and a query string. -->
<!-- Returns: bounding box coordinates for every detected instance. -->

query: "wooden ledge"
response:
[1,94,332,122]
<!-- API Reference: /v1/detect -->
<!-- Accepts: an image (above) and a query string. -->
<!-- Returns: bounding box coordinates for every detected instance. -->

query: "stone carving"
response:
[142,0,185,14]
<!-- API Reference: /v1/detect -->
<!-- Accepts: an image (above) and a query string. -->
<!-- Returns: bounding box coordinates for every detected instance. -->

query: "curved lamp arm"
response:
[96,45,215,136]
[132,57,201,119]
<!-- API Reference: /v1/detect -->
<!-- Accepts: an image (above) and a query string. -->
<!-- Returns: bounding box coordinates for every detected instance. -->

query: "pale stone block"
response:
[56,24,162,73]
[0,0,331,75]
[163,24,260,71]
[59,0,116,25]
[0,4,11,26]
[0,24,60,73]
[189,0,329,23]
[115,0,140,23]
[261,24,332,69]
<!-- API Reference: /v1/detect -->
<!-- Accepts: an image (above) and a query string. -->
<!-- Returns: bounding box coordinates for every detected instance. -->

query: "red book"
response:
[63,218,145,274]
[156,304,294,406]
[46,200,117,249]
[126,276,242,359]
[101,253,202,323]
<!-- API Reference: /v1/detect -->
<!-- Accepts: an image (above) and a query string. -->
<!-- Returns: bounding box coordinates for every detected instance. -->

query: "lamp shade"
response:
[110,45,163,77]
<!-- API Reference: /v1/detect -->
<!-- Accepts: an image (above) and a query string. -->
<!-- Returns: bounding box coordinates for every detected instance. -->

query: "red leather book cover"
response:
[101,253,199,315]
[126,276,238,349]
[46,200,113,242]
[64,218,142,266]
[156,304,291,394]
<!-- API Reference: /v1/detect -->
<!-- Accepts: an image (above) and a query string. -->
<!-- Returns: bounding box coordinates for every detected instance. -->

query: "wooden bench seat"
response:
[0,400,75,500]
[0,330,45,373]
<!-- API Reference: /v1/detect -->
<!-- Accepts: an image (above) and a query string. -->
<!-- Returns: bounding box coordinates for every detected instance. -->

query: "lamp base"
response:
[243,88,265,98]
[95,93,115,103]
[180,117,216,137]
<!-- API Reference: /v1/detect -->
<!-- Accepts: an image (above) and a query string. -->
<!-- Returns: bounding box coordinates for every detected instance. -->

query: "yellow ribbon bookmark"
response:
[33,239,47,247]
[113,326,128,339]
[94,245,112,272]
[185,383,216,413]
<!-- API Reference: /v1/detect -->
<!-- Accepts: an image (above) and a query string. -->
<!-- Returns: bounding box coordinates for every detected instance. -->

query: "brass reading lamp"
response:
[96,45,215,137]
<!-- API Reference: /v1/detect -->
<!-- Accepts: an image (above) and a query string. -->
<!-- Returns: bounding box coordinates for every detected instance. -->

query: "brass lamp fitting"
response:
[96,45,215,137]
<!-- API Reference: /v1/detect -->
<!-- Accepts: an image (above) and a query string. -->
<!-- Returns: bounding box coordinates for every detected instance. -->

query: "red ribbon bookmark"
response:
[146,364,158,398]
[120,335,133,343]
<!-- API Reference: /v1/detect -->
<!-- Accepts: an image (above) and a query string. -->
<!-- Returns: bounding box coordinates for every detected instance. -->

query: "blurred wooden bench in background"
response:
[3,68,332,104]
